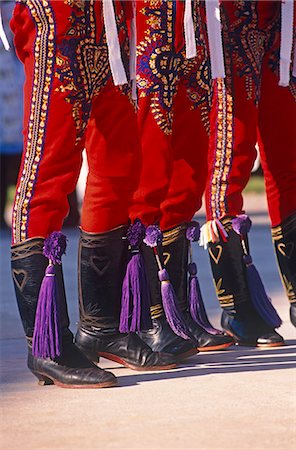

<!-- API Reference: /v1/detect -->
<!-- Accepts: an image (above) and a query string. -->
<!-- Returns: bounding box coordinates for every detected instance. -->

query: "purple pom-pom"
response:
[127,219,146,247]
[232,214,252,236]
[143,225,163,248]
[186,222,200,242]
[43,231,67,265]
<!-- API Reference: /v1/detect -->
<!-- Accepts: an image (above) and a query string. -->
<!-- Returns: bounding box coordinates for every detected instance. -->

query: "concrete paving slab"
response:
[1,221,296,450]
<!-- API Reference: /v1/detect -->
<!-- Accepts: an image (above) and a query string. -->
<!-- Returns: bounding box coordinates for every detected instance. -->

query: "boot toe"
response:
[161,339,196,357]
[144,351,177,369]
[290,304,296,328]
[82,368,118,387]
[257,331,284,347]
[222,311,285,347]
[53,366,118,388]
[139,317,196,359]
[197,332,234,351]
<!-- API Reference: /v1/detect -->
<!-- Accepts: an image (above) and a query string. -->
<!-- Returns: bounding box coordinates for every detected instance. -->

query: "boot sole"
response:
[197,342,233,352]
[224,330,285,348]
[175,348,199,362]
[256,341,285,349]
[32,371,117,389]
[98,352,177,371]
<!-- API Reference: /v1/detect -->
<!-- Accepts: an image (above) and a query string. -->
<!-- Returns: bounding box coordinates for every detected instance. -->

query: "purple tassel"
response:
[188,263,221,335]
[32,231,66,359]
[186,222,200,242]
[159,268,194,341]
[120,251,152,332]
[243,254,282,328]
[143,225,163,247]
[32,265,61,359]
[43,231,67,264]
[232,214,252,235]
[120,220,152,332]
[186,222,221,335]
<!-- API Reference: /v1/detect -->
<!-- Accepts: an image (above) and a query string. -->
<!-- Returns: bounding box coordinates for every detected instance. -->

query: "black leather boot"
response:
[162,224,233,351]
[139,231,198,361]
[11,238,117,388]
[272,213,296,327]
[75,228,177,370]
[208,217,284,347]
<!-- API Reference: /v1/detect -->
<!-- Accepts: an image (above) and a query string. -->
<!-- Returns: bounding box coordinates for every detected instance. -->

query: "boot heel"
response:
[31,371,54,386]
[89,353,100,365]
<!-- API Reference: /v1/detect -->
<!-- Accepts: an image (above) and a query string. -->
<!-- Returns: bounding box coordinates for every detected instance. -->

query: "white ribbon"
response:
[184,0,197,59]
[102,0,127,86]
[0,5,10,51]
[205,0,225,79]
[279,0,294,87]
[129,1,137,101]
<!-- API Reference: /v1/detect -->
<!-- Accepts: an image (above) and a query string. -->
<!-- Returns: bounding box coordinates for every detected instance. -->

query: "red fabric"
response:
[205,0,296,226]
[258,59,296,227]
[82,84,140,233]
[130,84,209,230]
[160,84,209,230]
[129,0,210,229]
[10,0,139,243]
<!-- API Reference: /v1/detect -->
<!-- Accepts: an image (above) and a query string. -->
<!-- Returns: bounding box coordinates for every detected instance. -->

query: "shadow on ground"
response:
[1,338,295,391]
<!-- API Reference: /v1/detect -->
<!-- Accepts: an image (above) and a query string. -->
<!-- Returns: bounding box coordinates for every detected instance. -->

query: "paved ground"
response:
[1,200,296,449]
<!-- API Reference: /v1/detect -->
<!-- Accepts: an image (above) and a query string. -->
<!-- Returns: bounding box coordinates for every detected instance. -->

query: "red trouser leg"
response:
[160,84,209,230]
[11,0,136,242]
[82,83,140,233]
[131,0,210,227]
[258,60,296,227]
[130,82,209,229]
[10,1,85,243]
[205,1,281,221]
[129,91,174,226]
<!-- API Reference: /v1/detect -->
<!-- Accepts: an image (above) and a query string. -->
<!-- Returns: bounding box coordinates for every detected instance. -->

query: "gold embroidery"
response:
[150,303,164,319]
[278,242,294,259]
[271,225,283,241]
[215,278,225,296]
[209,245,223,265]
[163,225,185,245]
[12,269,29,292]
[163,252,171,266]
[209,78,234,219]
[282,275,296,304]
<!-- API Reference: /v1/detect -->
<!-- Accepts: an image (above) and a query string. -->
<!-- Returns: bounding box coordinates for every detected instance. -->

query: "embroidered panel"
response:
[208,78,234,220]
[55,0,130,143]
[136,0,211,135]
[221,0,280,105]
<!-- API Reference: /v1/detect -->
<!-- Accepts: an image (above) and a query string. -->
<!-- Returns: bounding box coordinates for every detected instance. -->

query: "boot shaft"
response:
[141,224,189,315]
[272,213,296,305]
[208,217,251,312]
[78,226,129,330]
[11,238,70,337]
[162,225,189,311]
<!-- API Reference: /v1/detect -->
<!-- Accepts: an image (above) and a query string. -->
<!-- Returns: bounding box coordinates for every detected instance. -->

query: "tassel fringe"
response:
[244,255,282,329]
[188,263,221,335]
[199,219,228,248]
[32,265,61,359]
[32,231,66,359]
[120,220,152,332]
[159,268,194,341]
[120,251,152,332]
